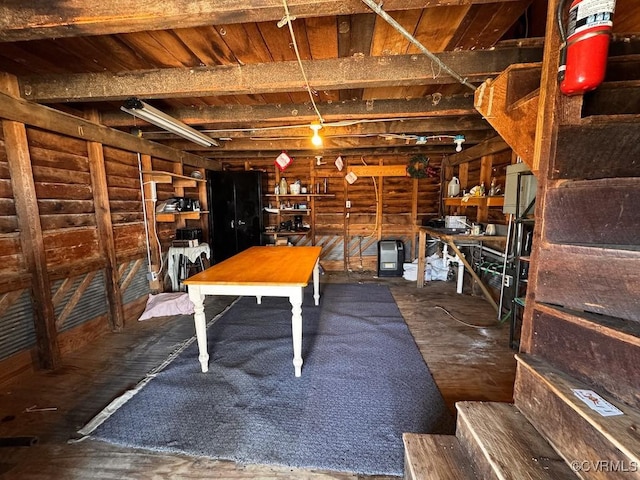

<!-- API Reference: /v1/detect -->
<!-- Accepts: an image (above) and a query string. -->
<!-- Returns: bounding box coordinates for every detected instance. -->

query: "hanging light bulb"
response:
[454,134,465,152]
[310,122,323,147]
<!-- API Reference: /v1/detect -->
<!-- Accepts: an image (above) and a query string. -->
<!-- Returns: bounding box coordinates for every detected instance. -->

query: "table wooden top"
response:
[183,246,322,287]
[419,226,507,244]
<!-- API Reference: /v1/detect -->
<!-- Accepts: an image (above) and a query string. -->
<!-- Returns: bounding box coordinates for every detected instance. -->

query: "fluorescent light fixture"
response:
[121,97,218,147]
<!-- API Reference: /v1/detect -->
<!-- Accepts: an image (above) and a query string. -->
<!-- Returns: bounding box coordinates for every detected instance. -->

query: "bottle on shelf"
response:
[489,177,498,196]
[279,177,288,195]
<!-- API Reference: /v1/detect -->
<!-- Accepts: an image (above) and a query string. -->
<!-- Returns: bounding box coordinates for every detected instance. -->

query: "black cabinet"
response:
[207,171,263,263]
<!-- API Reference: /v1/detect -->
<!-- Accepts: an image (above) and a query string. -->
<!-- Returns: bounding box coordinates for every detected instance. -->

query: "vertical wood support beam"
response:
[173,161,186,230]
[377,158,384,241]
[198,167,210,249]
[343,158,349,271]
[411,178,419,260]
[141,154,162,292]
[459,163,469,193]
[0,73,60,369]
[86,109,125,331]
[477,155,493,222]
[309,160,315,245]
[520,0,581,352]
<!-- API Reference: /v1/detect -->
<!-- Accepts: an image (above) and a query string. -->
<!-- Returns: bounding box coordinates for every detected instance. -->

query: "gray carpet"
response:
[86,283,453,476]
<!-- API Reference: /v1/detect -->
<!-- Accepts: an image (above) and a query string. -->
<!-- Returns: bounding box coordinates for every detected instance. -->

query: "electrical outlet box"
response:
[346,200,351,208]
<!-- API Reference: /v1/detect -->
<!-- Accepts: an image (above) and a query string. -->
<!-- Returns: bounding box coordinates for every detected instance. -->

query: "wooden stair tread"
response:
[516,353,640,464]
[403,434,478,480]
[456,401,574,479]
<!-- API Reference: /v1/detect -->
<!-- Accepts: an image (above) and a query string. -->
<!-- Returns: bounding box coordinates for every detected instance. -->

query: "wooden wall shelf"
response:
[265,193,335,198]
[156,210,209,223]
[265,209,311,214]
[142,170,205,188]
[444,196,504,207]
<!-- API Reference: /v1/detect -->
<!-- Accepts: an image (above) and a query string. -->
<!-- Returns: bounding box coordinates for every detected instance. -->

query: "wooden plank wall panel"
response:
[536,243,640,323]
[113,224,146,261]
[103,147,147,260]
[26,127,102,269]
[544,178,640,246]
[530,307,640,409]
[103,146,143,225]
[232,156,441,267]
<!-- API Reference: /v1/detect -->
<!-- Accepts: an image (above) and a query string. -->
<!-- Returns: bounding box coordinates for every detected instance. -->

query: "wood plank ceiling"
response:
[0,0,550,160]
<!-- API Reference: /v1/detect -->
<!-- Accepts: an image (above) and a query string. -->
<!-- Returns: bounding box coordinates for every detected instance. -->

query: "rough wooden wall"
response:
[0,127,154,380]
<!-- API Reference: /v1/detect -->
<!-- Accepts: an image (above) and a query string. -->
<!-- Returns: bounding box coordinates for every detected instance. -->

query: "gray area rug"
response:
[85,283,453,476]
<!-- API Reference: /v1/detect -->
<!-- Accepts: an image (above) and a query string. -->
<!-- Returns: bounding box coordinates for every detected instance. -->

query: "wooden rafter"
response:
[445,136,510,166]
[102,97,480,128]
[0,89,218,169]
[0,0,534,42]
[20,48,543,103]
[139,117,491,140]
[165,129,494,153]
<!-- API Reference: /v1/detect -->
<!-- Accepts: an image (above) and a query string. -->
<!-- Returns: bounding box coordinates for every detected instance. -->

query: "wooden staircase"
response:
[404,12,640,479]
[405,352,640,479]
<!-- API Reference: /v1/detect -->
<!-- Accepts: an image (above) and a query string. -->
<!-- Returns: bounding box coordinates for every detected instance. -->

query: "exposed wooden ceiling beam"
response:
[21,47,543,103]
[203,146,455,159]
[139,117,491,141]
[445,136,510,165]
[0,90,217,169]
[161,129,494,152]
[102,97,479,127]
[0,0,531,42]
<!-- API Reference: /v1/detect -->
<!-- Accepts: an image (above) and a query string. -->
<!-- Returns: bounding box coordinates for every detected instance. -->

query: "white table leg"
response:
[256,295,262,304]
[289,288,304,377]
[313,259,320,306]
[188,286,209,373]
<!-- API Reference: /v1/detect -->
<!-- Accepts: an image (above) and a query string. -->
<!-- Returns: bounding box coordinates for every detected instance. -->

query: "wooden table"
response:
[417,227,507,312]
[183,246,322,377]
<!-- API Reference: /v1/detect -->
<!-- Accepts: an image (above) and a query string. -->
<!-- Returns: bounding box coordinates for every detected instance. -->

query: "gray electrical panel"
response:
[503,163,537,215]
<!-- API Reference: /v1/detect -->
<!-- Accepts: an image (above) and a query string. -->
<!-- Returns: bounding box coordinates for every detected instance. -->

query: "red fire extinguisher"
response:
[557,0,616,96]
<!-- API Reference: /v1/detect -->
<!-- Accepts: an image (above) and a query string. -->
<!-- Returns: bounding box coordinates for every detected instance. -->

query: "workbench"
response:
[417,227,507,312]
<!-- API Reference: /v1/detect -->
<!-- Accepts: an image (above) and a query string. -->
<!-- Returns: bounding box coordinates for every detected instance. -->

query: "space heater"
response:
[377,240,405,277]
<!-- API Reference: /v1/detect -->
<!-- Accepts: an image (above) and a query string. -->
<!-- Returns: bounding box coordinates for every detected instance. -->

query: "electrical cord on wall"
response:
[138,153,164,279]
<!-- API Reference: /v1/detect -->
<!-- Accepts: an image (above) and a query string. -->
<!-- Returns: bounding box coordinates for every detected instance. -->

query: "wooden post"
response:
[343,158,349,271]
[197,168,209,249]
[477,155,493,222]
[172,162,186,230]
[377,158,384,241]
[0,73,60,369]
[85,109,125,331]
[411,178,419,260]
[520,0,582,352]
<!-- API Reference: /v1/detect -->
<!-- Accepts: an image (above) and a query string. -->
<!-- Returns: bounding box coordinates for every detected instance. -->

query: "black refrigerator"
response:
[207,171,263,263]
